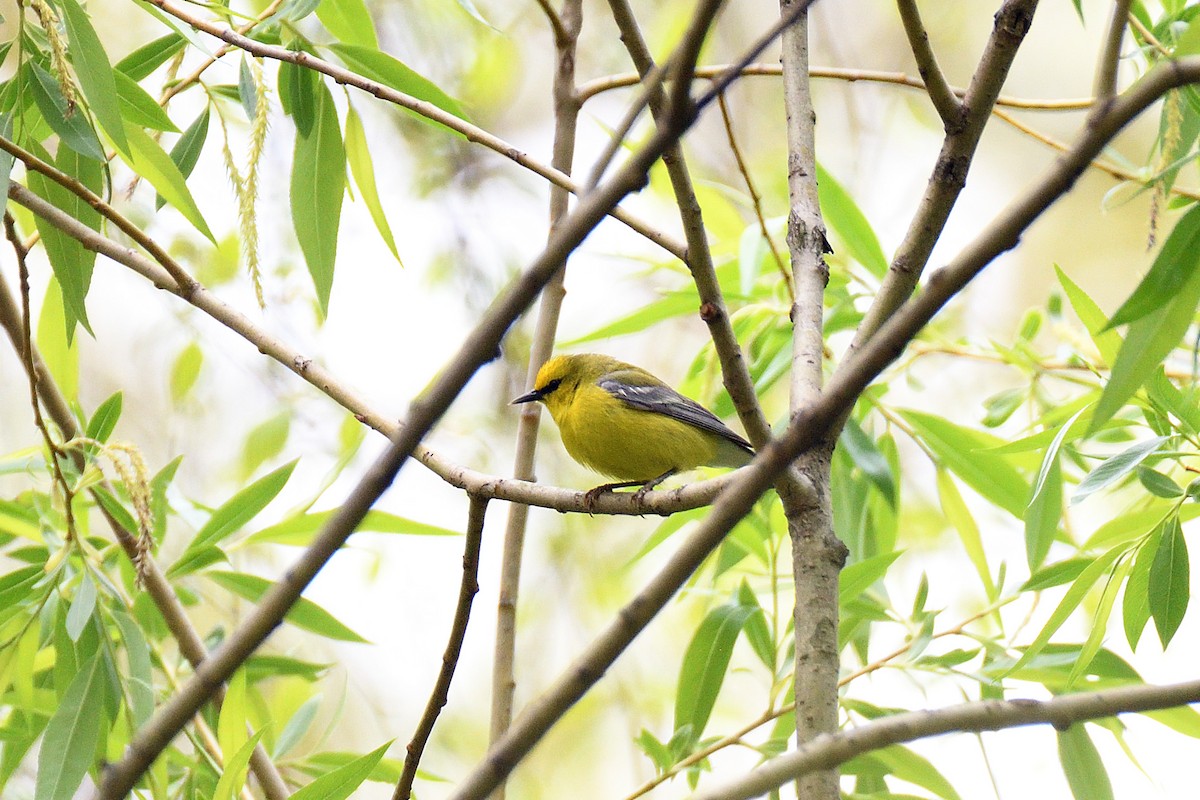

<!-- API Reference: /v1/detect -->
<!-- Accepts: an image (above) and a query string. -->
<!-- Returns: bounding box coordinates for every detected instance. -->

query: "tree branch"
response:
[141,0,687,262]
[848,0,1039,356]
[1093,0,1133,107]
[94,5,737,790]
[395,495,488,800]
[896,0,961,123]
[687,679,1200,800]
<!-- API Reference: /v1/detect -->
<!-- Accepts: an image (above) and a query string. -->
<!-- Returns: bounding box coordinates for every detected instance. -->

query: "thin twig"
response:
[491,1,583,794]
[4,212,76,540]
[896,0,961,123]
[688,678,1200,800]
[577,64,1093,109]
[715,92,791,293]
[141,0,688,262]
[395,495,488,800]
[1093,0,1133,108]
[533,0,569,44]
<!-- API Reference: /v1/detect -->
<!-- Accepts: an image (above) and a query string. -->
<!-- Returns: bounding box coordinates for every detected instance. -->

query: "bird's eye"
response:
[543,378,562,394]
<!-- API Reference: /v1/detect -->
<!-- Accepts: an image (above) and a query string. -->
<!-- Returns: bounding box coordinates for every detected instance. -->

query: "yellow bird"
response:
[512,353,754,503]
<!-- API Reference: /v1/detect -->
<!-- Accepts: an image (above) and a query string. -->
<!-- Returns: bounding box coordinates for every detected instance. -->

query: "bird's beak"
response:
[511,389,542,405]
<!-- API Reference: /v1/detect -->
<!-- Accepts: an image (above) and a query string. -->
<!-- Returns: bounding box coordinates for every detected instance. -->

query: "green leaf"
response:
[113,69,178,132]
[344,104,401,264]
[243,509,459,547]
[238,57,258,121]
[217,668,248,763]
[736,581,775,672]
[239,412,291,480]
[674,599,756,745]
[0,114,12,213]
[1056,265,1121,364]
[122,121,215,242]
[27,144,103,339]
[172,461,297,575]
[1105,204,1200,328]
[1057,724,1114,800]
[170,341,204,401]
[937,470,995,598]
[1068,553,1130,686]
[1022,557,1091,591]
[1149,515,1189,647]
[1073,436,1169,504]
[59,0,129,153]
[563,291,698,345]
[114,33,186,81]
[206,570,368,642]
[1137,465,1184,498]
[35,653,108,800]
[213,728,265,800]
[816,161,887,278]
[65,571,96,641]
[839,418,896,505]
[870,744,962,800]
[279,59,319,137]
[290,741,392,800]
[85,391,123,444]
[26,62,105,161]
[1123,521,1161,651]
[160,107,211,210]
[274,695,321,758]
[36,279,79,401]
[290,80,344,314]
[1091,253,1200,434]
[329,43,470,127]
[1006,542,1128,675]
[315,0,379,47]
[1024,456,1061,571]
[111,608,155,726]
[900,410,1029,517]
[838,551,903,605]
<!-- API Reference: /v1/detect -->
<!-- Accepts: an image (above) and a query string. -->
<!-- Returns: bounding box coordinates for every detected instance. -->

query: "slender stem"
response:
[394,496,488,800]
[687,678,1200,800]
[1093,0,1133,108]
[491,3,583,796]
[141,0,687,262]
[896,0,961,123]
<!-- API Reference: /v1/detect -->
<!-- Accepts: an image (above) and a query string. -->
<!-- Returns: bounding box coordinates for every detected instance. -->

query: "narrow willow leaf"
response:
[1073,436,1169,504]
[673,600,756,745]
[344,104,401,264]
[1137,465,1184,498]
[238,56,257,121]
[1022,557,1090,592]
[159,106,211,210]
[240,412,291,480]
[1056,265,1121,364]
[279,59,318,136]
[217,668,248,760]
[1068,554,1131,686]
[187,461,297,554]
[58,0,129,153]
[937,470,995,597]
[35,654,107,800]
[26,62,105,161]
[562,291,698,345]
[1105,204,1200,328]
[736,581,775,672]
[1006,542,1127,675]
[1057,724,1114,800]
[170,341,204,401]
[839,418,896,505]
[36,279,79,400]
[289,741,392,800]
[869,744,963,800]
[291,81,345,314]
[900,410,1029,517]
[315,0,379,48]
[274,696,322,759]
[122,121,215,242]
[838,551,903,605]
[206,570,368,642]
[816,161,888,278]
[243,509,459,547]
[1024,456,1062,571]
[1149,515,1189,647]
[114,32,186,81]
[0,114,12,213]
[329,43,470,127]
[65,572,96,641]
[113,69,178,132]
[1091,258,1200,432]
[1122,521,1162,651]
[1146,368,1200,436]
[27,145,103,339]
[85,391,123,444]
[213,729,265,800]
[111,608,154,726]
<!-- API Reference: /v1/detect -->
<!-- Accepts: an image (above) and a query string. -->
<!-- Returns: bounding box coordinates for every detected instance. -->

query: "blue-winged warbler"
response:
[512,354,754,501]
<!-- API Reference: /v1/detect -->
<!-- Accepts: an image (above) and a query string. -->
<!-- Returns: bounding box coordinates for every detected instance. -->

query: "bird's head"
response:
[511,354,617,416]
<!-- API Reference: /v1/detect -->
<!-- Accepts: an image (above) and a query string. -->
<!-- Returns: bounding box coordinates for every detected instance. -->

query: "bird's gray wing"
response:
[597,378,754,453]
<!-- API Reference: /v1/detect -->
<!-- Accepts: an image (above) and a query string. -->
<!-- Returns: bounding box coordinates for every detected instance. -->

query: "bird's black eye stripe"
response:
[542,378,562,394]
